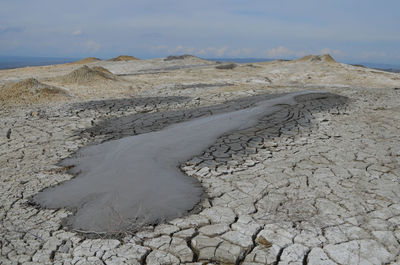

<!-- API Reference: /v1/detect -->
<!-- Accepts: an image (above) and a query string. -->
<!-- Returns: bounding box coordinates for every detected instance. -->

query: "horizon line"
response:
[1,54,400,69]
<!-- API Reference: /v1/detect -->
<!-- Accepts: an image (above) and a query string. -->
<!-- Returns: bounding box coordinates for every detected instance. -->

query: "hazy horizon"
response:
[1,0,400,65]
[1,54,400,71]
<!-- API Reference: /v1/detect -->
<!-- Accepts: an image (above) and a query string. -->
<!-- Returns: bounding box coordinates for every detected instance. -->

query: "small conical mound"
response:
[295,55,313,62]
[71,57,101,64]
[60,65,116,84]
[91,66,114,76]
[296,54,336,63]
[108,55,139,61]
[0,78,67,104]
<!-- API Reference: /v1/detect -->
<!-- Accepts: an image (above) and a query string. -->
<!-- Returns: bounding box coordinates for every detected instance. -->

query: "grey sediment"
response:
[31,91,348,234]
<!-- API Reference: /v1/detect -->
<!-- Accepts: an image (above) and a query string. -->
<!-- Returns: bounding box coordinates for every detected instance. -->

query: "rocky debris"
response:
[0,78,68,104]
[215,63,237,70]
[6,128,11,139]
[108,55,140,61]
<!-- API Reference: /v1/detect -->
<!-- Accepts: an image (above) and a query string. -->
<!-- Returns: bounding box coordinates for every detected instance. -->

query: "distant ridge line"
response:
[206,58,275,63]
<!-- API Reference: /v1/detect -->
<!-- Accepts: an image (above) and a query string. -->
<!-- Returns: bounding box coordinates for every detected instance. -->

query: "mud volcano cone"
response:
[108,55,139,61]
[0,78,68,104]
[71,57,101,64]
[60,65,116,84]
[296,54,336,63]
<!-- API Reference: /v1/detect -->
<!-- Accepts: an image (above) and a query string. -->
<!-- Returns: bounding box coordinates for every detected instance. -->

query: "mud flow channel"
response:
[32,91,337,234]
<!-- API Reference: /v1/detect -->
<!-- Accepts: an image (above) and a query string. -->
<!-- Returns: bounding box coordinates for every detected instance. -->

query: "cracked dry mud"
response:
[1,56,400,265]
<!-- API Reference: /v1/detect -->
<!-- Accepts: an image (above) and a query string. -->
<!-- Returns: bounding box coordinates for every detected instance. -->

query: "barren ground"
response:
[1,55,400,264]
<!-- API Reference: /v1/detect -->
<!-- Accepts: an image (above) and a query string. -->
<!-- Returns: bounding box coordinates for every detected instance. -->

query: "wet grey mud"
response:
[32,91,347,234]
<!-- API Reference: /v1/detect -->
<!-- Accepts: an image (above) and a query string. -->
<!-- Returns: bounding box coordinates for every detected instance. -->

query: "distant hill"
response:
[71,57,101,64]
[295,54,336,63]
[353,62,400,73]
[206,58,274,63]
[108,55,139,61]
[0,56,79,69]
[378,68,400,73]
[207,58,400,71]
[2,55,399,73]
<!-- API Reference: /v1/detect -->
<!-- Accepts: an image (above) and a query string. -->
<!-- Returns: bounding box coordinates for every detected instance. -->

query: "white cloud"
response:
[72,29,82,36]
[83,40,100,53]
[229,48,252,57]
[165,45,229,57]
[265,46,299,58]
[151,45,169,51]
[216,46,227,57]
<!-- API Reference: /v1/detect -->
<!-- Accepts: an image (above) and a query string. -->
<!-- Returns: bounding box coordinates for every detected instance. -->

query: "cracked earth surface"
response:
[1,58,400,265]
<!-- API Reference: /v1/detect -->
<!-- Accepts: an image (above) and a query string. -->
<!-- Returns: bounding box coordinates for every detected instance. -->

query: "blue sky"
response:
[1,0,400,63]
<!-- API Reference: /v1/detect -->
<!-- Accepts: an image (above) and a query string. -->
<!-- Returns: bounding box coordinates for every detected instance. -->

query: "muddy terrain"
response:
[1,55,400,264]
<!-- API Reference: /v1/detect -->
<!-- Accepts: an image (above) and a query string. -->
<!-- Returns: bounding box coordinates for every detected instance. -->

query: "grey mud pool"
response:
[33,91,328,233]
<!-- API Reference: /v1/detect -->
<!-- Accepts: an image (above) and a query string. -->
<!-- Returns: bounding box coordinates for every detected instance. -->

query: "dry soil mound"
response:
[91,66,114,76]
[59,65,116,84]
[108,55,139,61]
[71,57,101,64]
[296,54,336,63]
[0,78,68,104]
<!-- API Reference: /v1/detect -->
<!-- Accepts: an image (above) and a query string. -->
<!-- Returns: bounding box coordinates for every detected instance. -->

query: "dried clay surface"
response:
[1,55,400,264]
[32,92,342,234]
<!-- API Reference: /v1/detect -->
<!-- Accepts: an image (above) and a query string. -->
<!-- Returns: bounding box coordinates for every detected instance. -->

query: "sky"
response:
[1,0,400,64]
